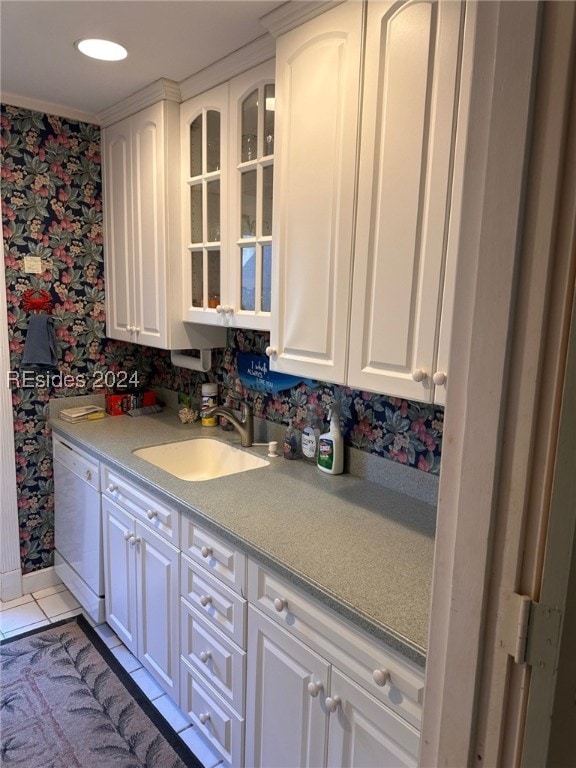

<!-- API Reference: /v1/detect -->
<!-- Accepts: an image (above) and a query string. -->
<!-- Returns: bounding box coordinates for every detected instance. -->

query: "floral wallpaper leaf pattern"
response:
[2,103,442,576]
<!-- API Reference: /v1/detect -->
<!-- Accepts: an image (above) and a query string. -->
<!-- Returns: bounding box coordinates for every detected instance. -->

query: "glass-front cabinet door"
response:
[180,61,274,330]
[181,83,228,324]
[228,59,275,330]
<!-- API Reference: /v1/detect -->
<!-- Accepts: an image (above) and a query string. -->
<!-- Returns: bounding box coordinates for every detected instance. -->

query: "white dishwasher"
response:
[54,435,105,623]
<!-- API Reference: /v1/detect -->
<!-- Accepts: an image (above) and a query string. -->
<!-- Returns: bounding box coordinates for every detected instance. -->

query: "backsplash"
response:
[2,103,443,574]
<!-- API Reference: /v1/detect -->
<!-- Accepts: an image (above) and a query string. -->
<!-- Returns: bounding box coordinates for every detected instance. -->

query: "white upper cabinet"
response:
[269,0,468,404]
[181,60,276,330]
[103,90,225,351]
[270,0,363,384]
[348,0,464,404]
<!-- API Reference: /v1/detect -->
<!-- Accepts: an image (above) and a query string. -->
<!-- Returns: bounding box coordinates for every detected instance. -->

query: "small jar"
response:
[201,383,218,427]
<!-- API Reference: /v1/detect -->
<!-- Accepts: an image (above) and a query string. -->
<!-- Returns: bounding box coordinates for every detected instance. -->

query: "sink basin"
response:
[133,438,269,481]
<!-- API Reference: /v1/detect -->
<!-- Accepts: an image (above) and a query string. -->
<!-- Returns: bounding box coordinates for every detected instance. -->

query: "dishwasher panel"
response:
[54,435,104,622]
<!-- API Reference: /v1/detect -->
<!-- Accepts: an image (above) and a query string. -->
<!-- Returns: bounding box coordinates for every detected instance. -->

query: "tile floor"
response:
[0,584,223,768]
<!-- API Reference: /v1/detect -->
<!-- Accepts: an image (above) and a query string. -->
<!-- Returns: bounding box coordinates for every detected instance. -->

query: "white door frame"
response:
[0,237,22,600]
[421,1,576,764]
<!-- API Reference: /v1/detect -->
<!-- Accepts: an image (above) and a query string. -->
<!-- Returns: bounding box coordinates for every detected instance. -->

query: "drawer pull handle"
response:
[307,681,323,698]
[372,668,390,687]
[199,712,211,725]
[274,597,288,612]
[147,509,158,520]
[200,546,213,558]
[124,531,134,542]
[325,696,341,713]
[200,594,212,607]
[199,650,212,663]
[108,483,118,492]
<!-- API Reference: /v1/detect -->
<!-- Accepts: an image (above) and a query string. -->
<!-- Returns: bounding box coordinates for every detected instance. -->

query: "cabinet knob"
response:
[108,483,118,493]
[274,597,288,612]
[131,536,141,546]
[133,326,140,334]
[200,546,213,559]
[200,594,212,607]
[432,371,447,386]
[265,346,277,358]
[412,369,427,382]
[199,712,211,725]
[372,668,390,687]
[216,305,224,314]
[147,509,158,520]
[124,531,134,542]
[199,650,212,664]
[307,681,324,698]
[325,696,342,713]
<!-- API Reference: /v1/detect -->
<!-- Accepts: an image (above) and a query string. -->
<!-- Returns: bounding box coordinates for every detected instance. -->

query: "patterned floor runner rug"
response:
[0,615,202,767]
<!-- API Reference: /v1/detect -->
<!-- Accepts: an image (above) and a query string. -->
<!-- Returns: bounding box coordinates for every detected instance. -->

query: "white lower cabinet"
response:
[246,560,424,768]
[326,668,419,768]
[101,470,424,768]
[102,495,180,701]
[246,605,329,768]
[179,523,247,766]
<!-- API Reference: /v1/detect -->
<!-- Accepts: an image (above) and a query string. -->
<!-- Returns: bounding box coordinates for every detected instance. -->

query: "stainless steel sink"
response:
[133,437,269,481]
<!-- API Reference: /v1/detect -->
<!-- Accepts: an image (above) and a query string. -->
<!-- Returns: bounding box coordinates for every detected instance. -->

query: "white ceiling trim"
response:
[0,91,99,126]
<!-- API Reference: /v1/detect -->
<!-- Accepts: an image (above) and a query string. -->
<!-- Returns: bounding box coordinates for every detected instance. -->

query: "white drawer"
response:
[247,559,424,729]
[101,465,179,546]
[181,516,246,594]
[181,554,246,649]
[180,663,244,767]
[180,599,246,714]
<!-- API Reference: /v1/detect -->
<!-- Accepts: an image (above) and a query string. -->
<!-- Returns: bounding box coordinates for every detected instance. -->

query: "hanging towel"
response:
[21,314,58,369]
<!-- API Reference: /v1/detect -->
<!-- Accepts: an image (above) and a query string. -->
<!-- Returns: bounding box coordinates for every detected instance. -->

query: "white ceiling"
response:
[0,0,286,122]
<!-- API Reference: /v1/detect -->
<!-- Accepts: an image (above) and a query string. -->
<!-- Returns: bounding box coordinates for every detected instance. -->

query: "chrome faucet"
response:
[202,401,254,447]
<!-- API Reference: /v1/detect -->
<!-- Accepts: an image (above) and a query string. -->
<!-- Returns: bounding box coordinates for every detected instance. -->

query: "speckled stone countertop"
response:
[50,408,436,666]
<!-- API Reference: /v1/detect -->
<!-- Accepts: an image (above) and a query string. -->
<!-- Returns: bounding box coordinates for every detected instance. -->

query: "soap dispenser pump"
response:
[317,408,343,475]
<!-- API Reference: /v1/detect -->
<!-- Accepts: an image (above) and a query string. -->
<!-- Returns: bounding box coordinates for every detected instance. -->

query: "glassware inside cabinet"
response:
[262,165,273,237]
[206,110,221,172]
[241,171,257,238]
[263,84,275,156]
[190,116,202,176]
[241,90,258,162]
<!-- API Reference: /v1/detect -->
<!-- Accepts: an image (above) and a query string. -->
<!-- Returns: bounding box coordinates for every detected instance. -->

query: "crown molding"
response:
[98,78,181,127]
[0,92,99,125]
[259,0,345,38]
[179,34,276,103]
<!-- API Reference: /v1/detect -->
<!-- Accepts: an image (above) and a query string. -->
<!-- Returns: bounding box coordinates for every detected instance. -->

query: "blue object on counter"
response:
[237,353,315,395]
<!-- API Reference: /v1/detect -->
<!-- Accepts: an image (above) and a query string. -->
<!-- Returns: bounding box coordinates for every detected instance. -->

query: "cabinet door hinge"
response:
[502,593,562,669]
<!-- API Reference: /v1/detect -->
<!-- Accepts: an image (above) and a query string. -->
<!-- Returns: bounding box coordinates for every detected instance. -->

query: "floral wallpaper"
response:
[2,103,442,575]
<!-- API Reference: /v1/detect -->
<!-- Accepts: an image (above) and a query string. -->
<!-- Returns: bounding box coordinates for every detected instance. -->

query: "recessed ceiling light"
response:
[75,38,128,62]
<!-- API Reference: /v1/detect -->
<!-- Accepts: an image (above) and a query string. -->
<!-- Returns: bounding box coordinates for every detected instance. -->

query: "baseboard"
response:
[22,566,62,595]
[0,568,22,602]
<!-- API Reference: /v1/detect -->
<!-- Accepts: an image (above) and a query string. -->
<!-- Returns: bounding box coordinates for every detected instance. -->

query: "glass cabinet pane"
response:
[241,90,258,162]
[262,244,272,312]
[191,251,203,307]
[262,165,273,237]
[206,110,220,173]
[241,170,257,238]
[207,180,220,242]
[207,251,221,308]
[263,84,275,156]
[190,116,202,177]
[241,246,256,311]
[190,185,203,243]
